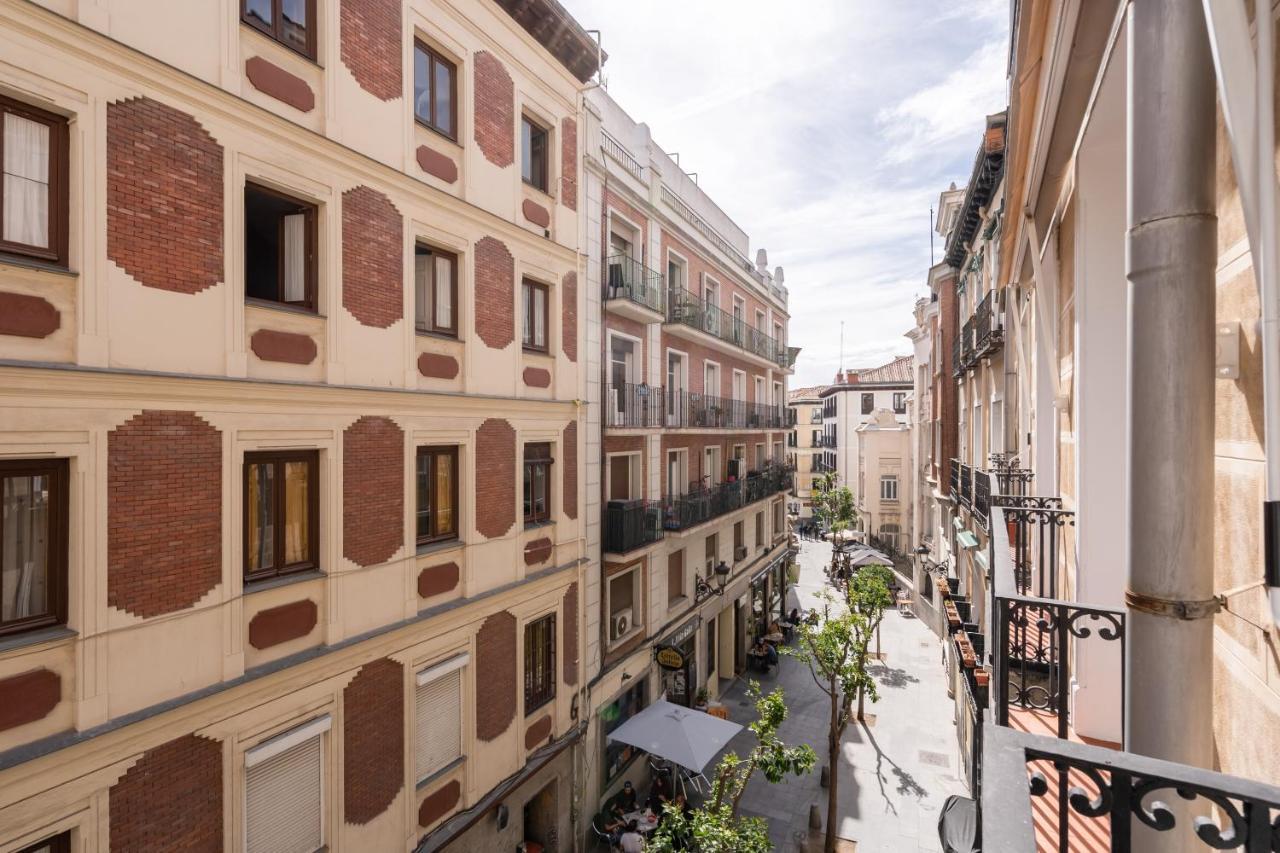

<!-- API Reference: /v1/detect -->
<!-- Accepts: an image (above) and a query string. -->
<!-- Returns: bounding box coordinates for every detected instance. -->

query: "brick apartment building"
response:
[578,88,797,815]
[0,0,599,850]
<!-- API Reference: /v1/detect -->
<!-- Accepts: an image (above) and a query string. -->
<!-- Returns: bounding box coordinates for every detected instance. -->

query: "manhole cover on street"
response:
[918,750,950,768]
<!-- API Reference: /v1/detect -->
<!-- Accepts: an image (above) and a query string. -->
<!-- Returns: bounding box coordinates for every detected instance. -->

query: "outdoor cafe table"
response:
[623,810,660,834]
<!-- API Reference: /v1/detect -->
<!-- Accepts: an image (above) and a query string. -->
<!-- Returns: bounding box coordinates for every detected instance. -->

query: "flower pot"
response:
[974,670,990,688]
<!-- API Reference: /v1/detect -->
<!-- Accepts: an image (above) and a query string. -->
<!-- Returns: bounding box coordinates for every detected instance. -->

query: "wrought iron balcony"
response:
[604,254,664,316]
[980,723,1280,852]
[971,289,1004,360]
[663,389,787,430]
[972,468,990,530]
[659,464,793,532]
[605,381,664,428]
[949,457,961,501]
[603,499,664,553]
[666,286,787,366]
[959,461,973,508]
[988,453,1034,496]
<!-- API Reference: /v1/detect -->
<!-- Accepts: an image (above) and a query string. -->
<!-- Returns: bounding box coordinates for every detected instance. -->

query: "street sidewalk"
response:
[709,538,967,852]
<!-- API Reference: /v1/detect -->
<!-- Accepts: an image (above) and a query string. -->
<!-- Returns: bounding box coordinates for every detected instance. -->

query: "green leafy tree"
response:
[811,473,857,535]
[645,684,815,853]
[847,564,894,721]
[783,591,870,853]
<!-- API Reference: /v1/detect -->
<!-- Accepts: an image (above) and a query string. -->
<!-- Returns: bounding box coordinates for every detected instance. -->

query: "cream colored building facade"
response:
[0,1,599,850]
[854,409,911,557]
[786,385,827,522]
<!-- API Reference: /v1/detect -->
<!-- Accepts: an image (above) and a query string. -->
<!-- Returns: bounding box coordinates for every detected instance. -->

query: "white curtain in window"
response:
[282,213,305,303]
[434,255,453,329]
[522,287,532,344]
[2,114,51,249]
[533,287,546,347]
[415,253,432,329]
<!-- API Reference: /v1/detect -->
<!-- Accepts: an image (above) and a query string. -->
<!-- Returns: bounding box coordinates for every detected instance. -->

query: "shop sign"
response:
[655,646,685,671]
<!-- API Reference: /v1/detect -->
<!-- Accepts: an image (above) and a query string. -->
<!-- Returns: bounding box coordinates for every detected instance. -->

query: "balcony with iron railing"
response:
[603,499,664,554]
[659,464,794,532]
[664,389,787,430]
[605,382,664,429]
[934,483,1280,851]
[666,287,789,368]
[971,288,1004,360]
[604,255,665,321]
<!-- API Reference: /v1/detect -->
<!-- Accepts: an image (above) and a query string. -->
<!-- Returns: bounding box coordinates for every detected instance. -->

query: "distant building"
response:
[855,409,912,555]
[786,385,829,521]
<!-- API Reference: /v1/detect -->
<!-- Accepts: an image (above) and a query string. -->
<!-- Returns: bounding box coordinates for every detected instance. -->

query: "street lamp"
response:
[694,560,732,604]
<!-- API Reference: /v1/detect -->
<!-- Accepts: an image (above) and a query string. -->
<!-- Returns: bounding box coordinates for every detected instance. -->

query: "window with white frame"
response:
[667,449,687,496]
[608,566,641,642]
[732,370,746,403]
[607,453,639,502]
[704,446,720,486]
[880,475,898,501]
[415,654,467,781]
[245,715,329,853]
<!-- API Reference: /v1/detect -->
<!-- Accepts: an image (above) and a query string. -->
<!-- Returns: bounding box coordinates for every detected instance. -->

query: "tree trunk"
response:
[855,644,870,721]
[826,682,840,853]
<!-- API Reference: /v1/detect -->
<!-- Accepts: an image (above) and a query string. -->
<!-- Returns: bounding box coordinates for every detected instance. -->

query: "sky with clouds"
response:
[558,0,1010,387]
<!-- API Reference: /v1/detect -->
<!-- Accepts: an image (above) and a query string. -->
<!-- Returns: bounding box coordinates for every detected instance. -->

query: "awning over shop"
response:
[957,530,979,550]
[605,700,743,773]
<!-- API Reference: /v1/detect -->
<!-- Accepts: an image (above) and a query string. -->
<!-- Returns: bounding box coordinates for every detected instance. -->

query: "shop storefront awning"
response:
[957,530,979,550]
[605,700,743,773]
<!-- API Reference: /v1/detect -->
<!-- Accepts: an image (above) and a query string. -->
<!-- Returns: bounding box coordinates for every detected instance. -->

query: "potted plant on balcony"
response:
[694,687,709,712]
[974,668,989,688]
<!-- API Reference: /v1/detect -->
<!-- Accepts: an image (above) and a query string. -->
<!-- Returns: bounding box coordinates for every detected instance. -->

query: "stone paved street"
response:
[708,537,967,852]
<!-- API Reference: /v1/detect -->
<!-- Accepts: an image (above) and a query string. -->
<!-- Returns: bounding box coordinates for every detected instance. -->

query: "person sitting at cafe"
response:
[767,620,782,638]
[647,772,672,812]
[618,820,646,853]
[748,638,771,672]
[596,809,625,847]
[613,780,639,816]
[764,640,779,669]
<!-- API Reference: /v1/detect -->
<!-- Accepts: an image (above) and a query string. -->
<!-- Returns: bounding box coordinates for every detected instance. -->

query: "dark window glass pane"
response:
[434,59,453,136]
[1,473,50,622]
[416,453,432,539]
[521,120,534,184]
[247,463,274,573]
[413,46,430,125]
[283,460,310,565]
[281,0,308,50]
[244,185,312,309]
[245,0,273,26]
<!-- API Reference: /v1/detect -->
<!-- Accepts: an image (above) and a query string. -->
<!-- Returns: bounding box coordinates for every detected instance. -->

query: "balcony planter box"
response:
[944,601,962,628]
[974,669,989,688]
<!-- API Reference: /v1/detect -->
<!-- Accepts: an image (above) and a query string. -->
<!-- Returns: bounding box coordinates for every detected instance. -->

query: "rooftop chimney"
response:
[755,248,768,273]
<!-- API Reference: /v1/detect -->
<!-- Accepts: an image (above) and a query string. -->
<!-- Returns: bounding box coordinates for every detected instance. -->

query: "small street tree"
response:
[645,683,815,853]
[783,591,871,853]
[846,564,894,721]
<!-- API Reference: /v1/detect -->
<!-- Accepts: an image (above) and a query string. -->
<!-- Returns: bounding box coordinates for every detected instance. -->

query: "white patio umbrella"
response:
[848,545,893,567]
[605,700,743,774]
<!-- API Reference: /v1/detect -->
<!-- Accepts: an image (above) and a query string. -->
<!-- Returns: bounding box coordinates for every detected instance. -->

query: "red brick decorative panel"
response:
[343,416,404,567]
[418,352,459,379]
[109,734,222,852]
[342,185,403,328]
[107,97,223,295]
[0,668,60,732]
[473,51,514,167]
[523,366,551,388]
[475,419,515,539]
[560,116,578,210]
[108,411,221,618]
[416,146,458,184]
[476,420,514,537]
[524,714,552,750]
[474,236,514,349]
[522,199,550,229]
[562,421,578,520]
[417,561,459,598]
[418,779,460,828]
[0,292,59,338]
[339,0,402,101]
[523,537,553,566]
[562,582,578,686]
[561,271,577,362]
[245,56,315,111]
[250,328,317,364]
[248,599,318,649]
[475,611,516,741]
[343,657,404,824]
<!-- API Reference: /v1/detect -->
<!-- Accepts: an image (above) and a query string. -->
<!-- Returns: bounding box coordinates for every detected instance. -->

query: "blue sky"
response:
[559,0,1010,387]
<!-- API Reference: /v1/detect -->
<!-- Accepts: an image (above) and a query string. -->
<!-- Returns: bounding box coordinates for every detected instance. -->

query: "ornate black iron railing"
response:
[960,462,973,508]
[605,381,664,428]
[663,389,787,430]
[972,288,1004,359]
[980,723,1280,852]
[660,465,793,532]
[604,254,664,313]
[603,499,664,553]
[666,286,787,366]
[973,469,991,529]
[949,458,961,501]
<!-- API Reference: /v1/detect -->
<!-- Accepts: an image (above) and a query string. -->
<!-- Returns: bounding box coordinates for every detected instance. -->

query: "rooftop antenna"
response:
[930,206,935,266]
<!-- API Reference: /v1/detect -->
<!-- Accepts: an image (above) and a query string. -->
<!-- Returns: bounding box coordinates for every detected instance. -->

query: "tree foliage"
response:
[645,683,815,853]
[811,472,857,534]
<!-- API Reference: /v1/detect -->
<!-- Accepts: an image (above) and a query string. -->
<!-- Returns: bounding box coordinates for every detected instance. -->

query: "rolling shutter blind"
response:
[416,667,461,780]
[246,731,323,853]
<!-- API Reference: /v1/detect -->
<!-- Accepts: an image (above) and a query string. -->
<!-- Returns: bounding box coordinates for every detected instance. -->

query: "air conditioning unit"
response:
[734,546,748,561]
[611,609,632,640]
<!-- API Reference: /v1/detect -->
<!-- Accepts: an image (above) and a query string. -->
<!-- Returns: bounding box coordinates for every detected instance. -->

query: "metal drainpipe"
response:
[1125,0,1217,844]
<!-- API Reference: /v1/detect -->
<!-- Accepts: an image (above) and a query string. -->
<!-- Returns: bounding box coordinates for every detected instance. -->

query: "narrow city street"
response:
[712,538,966,852]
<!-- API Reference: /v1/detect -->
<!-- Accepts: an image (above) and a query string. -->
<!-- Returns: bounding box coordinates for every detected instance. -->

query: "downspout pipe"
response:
[1125,0,1217,819]
[1257,8,1280,629]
